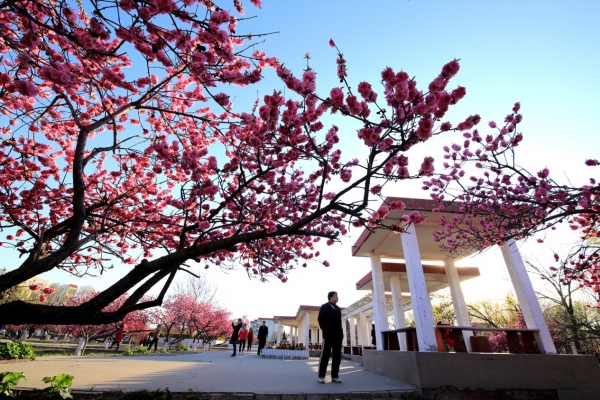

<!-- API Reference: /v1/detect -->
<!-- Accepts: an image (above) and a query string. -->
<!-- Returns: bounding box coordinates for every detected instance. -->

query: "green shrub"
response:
[0,342,35,360]
[42,373,74,399]
[0,371,28,397]
[123,350,134,356]
[180,343,186,351]
[136,347,149,354]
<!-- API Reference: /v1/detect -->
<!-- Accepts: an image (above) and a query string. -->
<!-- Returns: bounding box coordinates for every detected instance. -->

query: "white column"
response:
[400,224,438,352]
[370,252,390,350]
[342,318,348,346]
[390,275,407,350]
[444,258,473,352]
[501,240,557,354]
[277,320,282,344]
[293,327,297,344]
[360,310,369,347]
[303,314,310,345]
[349,317,356,354]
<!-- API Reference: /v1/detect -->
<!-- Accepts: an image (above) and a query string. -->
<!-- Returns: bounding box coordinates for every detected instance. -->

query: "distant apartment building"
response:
[249,318,275,343]
[0,268,78,304]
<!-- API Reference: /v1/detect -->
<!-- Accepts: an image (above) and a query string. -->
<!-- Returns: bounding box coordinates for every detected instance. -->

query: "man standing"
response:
[231,318,243,357]
[317,291,343,384]
[147,324,162,352]
[257,321,268,355]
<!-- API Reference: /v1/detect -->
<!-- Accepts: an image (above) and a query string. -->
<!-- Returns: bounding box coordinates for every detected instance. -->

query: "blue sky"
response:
[13,0,600,321]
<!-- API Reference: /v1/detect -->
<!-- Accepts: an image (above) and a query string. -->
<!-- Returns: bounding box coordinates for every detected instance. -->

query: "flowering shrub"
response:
[274,343,306,350]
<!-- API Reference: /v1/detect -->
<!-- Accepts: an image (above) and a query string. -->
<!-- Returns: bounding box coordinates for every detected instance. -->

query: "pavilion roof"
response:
[351,197,478,261]
[354,261,479,293]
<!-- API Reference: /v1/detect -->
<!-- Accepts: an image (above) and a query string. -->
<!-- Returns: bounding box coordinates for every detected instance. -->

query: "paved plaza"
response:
[10,349,416,395]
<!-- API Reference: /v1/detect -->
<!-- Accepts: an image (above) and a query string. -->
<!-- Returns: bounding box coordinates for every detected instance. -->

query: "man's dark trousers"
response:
[318,337,342,379]
[257,338,266,355]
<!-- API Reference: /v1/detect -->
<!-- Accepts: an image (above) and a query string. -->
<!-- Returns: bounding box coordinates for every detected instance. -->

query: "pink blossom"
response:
[417,118,433,140]
[39,295,48,302]
[330,87,344,107]
[43,287,56,295]
[329,38,336,48]
[370,185,382,195]
[13,80,39,97]
[17,53,33,66]
[214,93,230,106]
[409,210,426,223]
[440,122,452,132]
[378,206,390,218]
[450,86,466,103]
[419,156,435,176]
[585,159,599,166]
[250,0,262,7]
[29,284,41,291]
[390,200,406,210]
[441,59,460,79]
[302,70,316,93]
[357,81,377,102]
[210,10,230,25]
[340,169,352,182]
[198,220,210,230]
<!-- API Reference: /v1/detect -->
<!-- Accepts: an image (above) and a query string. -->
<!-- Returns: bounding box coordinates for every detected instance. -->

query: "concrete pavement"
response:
[11,349,417,395]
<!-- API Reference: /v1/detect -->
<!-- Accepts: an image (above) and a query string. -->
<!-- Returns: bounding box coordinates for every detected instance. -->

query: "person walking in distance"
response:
[147,324,162,352]
[238,324,248,353]
[257,321,268,355]
[247,327,254,353]
[109,324,125,351]
[317,291,343,383]
[231,318,243,357]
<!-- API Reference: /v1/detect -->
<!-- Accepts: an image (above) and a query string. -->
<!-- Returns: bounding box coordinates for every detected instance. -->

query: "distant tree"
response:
[430,292,456,324]
[61,291,149,355]
[172,269,219,305]
[146,293,231,348]
[528,259,600,355]
[467,294,520,329]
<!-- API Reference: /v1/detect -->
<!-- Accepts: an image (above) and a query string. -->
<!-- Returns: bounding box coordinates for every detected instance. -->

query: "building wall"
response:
[0,268,77,304]
[250,319,275,343]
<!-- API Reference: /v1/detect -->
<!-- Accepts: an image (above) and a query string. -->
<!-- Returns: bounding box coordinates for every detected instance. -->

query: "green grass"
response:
[35,349,123,357]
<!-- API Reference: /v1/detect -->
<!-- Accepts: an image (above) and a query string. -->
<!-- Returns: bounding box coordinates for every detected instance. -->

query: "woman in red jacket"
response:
[238,325,248,353]
[110,324,125,351]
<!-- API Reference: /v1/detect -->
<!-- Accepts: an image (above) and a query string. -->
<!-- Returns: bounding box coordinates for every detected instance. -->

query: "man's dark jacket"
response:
[318,301,343,341]
[231,322,242,341]
[257,325,268,339]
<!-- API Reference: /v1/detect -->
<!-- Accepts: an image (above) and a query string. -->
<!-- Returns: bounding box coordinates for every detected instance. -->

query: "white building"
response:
[249,318,276,343]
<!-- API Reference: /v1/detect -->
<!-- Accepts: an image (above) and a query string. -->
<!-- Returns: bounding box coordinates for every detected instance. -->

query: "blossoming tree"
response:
[424,104,600,300]
[62,292,149,355]
[146,293,231,346]
[0,0,476,325]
